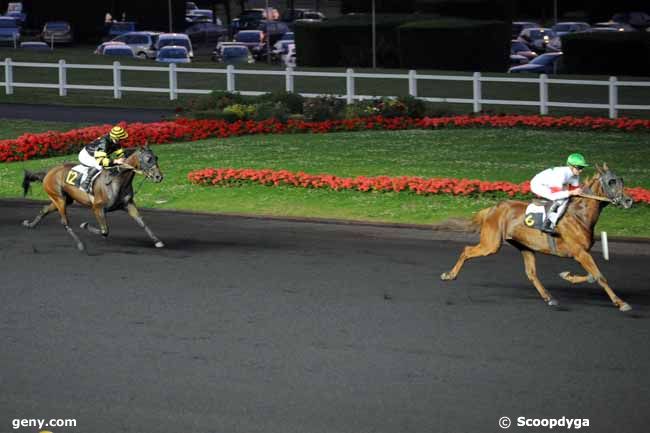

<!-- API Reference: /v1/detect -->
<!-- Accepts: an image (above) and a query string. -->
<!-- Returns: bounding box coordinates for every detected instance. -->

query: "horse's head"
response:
[592,163,633,209]
[133,145,164,183]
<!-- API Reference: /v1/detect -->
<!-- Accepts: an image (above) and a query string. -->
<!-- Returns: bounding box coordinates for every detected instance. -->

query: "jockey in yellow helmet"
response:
[78,125,129,192]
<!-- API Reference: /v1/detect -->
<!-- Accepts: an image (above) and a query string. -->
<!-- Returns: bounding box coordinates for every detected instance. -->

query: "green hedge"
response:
[295,15,509,70]
[398,18,510,71]
[295,14,432,68]
[562,32,650,77]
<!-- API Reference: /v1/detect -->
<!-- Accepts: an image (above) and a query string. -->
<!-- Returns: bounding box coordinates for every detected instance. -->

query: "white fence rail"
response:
[3,58,650,119]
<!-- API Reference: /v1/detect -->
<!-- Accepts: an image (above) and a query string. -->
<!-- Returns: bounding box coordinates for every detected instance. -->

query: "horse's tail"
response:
[431,206,494,233]
[22,169,47,196]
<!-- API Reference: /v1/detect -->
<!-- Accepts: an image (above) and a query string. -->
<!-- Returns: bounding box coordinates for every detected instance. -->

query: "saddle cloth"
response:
[65,165,100,190]
[524,200,553,231]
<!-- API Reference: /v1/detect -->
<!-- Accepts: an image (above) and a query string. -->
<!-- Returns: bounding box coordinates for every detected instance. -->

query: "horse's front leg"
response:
[81,205,109,237]
[573,250,631,312]
[22,202,57,229]
[521,250,558,306]
[125,202,164,248]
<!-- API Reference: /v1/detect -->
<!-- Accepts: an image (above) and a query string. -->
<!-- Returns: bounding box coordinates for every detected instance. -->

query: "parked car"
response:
[94,41,127,55]
[5,2,25,25]
[282,9,326,24]
[110,31,159,59]
[611,11,650,29]
[156,33,194,58]
[186,9,220,24]
[40,21,74,44]
[518,27,561,53]
[282,43,296,67]
[271,39,294,63]
[234,30,265,56]
[0,16,20,45]
[156,45,191,63]
[255,20,290,46]
[592,21,637,32]
[108,21,136,38]
[510,39,537,62]
[212,42,254,64]
[184,22,227,43]
[551,22,591,37]
[508,52,563,74]
[103,44,136,58]
[512,21,540,39]
[20,41,49,51]
[510,54,528,66]
[186,1,198,13]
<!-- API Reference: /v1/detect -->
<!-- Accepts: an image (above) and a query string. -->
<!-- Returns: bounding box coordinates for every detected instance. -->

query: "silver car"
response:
[110,31,159,59]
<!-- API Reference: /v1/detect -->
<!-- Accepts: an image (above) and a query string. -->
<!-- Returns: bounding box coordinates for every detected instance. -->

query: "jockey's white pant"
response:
[531,182,569,224]
[79,148,102,170]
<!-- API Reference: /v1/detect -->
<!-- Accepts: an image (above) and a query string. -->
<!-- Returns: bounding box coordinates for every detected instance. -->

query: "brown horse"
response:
[440,163,634,311]
[21,145,164,252]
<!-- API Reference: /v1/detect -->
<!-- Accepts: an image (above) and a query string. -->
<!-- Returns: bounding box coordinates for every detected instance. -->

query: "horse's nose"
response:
[155,174,164,183]
[623,196,633,209]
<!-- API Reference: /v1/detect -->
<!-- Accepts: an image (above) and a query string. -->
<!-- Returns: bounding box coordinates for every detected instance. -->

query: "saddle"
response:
[524,199,555,231]
[65,165,101,190]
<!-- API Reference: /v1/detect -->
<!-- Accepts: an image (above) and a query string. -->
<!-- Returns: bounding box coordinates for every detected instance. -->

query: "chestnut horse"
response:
[440,163,634,311]
[21,145,164,252]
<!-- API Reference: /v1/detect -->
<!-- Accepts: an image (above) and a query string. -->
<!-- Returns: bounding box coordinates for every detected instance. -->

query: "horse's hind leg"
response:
[81,205,109,237]
[22,202,57,229]
[521,250,557,306]
[440,229,501,281]
[51,195,85,252]
[573,250,631,312]
[125,202,164,248]
[558,272,596,284]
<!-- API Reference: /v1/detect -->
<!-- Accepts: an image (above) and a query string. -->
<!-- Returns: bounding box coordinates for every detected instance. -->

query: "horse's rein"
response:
[118,163,145,177]
[578,193,612,203]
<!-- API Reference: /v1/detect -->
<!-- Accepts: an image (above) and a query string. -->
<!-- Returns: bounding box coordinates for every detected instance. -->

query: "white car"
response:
[155,33,194,58]
[282,43,296,67]
[156,45,191,63]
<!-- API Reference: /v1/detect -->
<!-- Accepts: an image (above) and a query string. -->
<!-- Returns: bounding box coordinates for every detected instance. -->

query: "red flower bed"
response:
[187,167,650,204]
[2,114,650,163]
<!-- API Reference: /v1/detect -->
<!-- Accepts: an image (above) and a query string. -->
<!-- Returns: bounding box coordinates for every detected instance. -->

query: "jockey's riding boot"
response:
[541,218,558,235]
[81,168,99,192]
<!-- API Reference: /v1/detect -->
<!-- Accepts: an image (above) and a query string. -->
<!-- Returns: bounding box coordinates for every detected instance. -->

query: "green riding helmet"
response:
[567,153,589,168]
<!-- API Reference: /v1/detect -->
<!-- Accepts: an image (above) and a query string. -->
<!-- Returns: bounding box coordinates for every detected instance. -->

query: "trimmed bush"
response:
[398,18,510,71]
[562,32,650,77]
[303,96,347,121]
[257,91,305,114]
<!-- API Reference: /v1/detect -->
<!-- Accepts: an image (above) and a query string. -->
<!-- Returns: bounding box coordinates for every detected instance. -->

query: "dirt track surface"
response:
[1,199,649,433]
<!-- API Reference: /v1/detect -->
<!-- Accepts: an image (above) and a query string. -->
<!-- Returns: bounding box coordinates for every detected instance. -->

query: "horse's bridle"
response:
[581,171,623,205]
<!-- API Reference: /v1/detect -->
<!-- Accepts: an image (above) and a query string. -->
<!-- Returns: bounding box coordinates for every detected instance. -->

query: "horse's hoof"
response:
[76,243,85,252]
[619,302,632,312]
[440,272,453,281]
[80,222,88,229]
[21,220,31,228]
[558,271,570,280]
[586,274,596,283]
[155,241,165,248]
[547,298,559,307]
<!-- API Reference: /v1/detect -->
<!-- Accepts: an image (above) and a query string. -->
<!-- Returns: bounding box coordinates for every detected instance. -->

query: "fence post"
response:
[608,76,618,119]
[539,74,548,115]
[58,59,67,97]
[346,68,355,104]
[5,58,13,95]
[472,72,482,113]
[408,70,417,97]
[113,61,122,99]
[226,64,235,92]
[169,62,177,100]
[285,66,294,93]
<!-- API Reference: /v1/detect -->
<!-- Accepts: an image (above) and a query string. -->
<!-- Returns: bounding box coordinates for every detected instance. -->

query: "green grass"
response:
[1,45,649,118]
[2,124,649,237]
[0,118,91,139]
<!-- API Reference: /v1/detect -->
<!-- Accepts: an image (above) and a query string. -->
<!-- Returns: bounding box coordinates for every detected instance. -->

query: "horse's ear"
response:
[602,162,609,172]
[594,163,603,175]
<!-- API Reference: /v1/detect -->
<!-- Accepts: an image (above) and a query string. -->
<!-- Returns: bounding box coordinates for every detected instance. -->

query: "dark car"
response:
[212,42,254,64]
[511,39,537,62]
[508,52,563,74]
[512,21,540,39]
[611,11,650,29]
[551,22,591,37]
[184,22,227,43]
[108,21,136,38]
[233,30,265,56]
[40,21,74,44]
[0,16,20,45]
[282,9,326,23]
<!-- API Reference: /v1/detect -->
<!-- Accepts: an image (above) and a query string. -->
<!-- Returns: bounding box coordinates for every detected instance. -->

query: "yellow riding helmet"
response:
[109,125,129,142]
